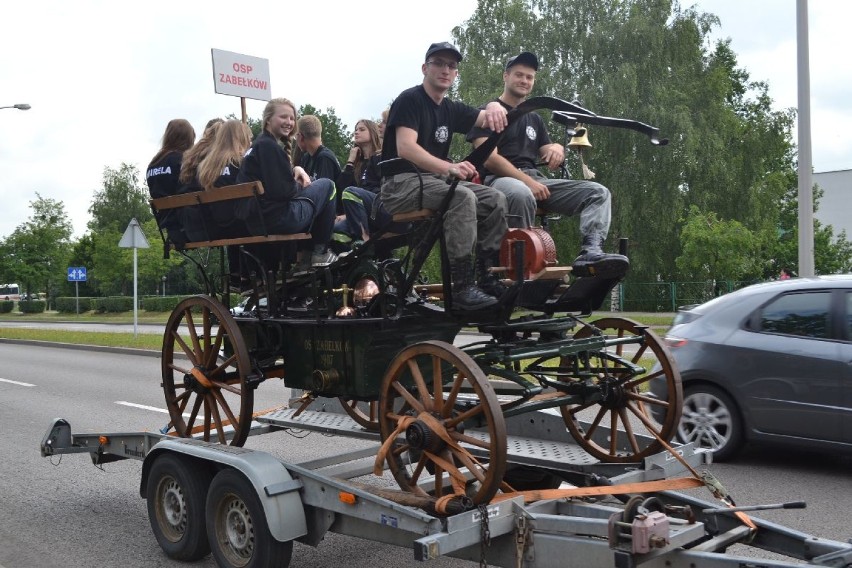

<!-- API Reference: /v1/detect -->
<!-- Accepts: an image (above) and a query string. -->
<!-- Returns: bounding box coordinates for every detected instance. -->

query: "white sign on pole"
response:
[211,48,271,101]
[118,218,148,338]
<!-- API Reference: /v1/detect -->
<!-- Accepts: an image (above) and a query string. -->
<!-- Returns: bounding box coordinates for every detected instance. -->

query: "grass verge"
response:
[0,328,162,350]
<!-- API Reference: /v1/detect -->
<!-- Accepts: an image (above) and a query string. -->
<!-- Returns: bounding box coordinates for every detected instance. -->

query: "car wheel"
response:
[677,384,743,461]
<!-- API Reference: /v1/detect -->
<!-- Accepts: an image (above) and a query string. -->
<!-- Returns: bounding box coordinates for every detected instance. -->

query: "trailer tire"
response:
[146,453,212,561]
[206,468,293,568]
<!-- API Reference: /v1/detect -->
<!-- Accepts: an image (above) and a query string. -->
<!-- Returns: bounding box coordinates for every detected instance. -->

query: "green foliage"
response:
[18,300,47,313]
[88,163,153,233]
[91,296,135,313]
[0,194,73,303]
[0,301,13,313]
[675,205,761,281]
[140,295,184,312]
[55,297,94,313]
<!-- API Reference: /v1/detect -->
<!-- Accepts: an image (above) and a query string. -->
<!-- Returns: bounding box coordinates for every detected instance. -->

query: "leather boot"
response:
[451,256,498,310]
[475,248,506,298]
[572,233,629,278]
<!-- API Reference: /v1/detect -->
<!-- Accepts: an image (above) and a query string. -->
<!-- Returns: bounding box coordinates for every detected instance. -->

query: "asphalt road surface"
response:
[1,343,849,568]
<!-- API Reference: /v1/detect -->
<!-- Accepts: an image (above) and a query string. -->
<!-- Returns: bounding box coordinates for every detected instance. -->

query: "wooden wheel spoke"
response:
[450,431,491,449]
[211,389,239,426]
[391,381,425,413]
[185,395,203,434]
[631,341,648,363]
[617,407,641,454]
[584,406,608,441]
[390,442,410,457]
[204,326,225,369]
[628,391,670,408]
[432,356,444,411]
[174,390,192,413]
[444,402,484,429]
[626,400,665,433]
[406,359,433,412]
[564,400,596,416]
[209,380,242,396]
[167,361,193,376]
[450,448,486,483]
[207,394,227,444]
[433,462,446,497]
[609,411,618,454]
[184,309,203,360]
[202,399,212,442]
[442,373,464,418]
[171,331,197,364]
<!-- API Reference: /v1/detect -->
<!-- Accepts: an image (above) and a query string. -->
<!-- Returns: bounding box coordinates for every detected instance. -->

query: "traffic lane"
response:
[0,344,475,568]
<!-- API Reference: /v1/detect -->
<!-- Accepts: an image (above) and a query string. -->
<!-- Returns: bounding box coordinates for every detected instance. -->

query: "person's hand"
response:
[528,179,551,201]
[347,147,359,164]
[483,101,508,133]
[293,166,311,187]
[447,161,478,181]
[540,144,565,170]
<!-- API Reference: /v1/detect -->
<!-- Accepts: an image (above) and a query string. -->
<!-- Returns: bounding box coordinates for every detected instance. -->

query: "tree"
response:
[0,194,73,305]
[452,0,797,282]
[88,163,153,233]
[675,205,761,281]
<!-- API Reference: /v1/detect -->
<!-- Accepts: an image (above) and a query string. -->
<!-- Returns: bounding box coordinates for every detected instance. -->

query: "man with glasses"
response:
[380,42,510,311]
[468,52,628,279]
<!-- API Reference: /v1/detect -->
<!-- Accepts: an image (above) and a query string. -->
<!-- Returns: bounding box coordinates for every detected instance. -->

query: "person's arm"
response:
[473,101,508,132]
[538,143,565,171]
[397,126,477,180]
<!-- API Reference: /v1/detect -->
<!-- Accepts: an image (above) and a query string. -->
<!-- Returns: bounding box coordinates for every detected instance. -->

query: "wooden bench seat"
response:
[391,208,435,223]
[150,181,311,250]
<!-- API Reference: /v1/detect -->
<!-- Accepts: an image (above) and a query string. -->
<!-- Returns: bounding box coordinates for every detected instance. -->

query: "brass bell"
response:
[568,126,592,150]
[334,284,357,318]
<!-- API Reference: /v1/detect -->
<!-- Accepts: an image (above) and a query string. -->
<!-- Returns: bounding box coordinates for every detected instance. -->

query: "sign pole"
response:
[241,97,247,125]
[75,281,79,315]
[118,218,150,340]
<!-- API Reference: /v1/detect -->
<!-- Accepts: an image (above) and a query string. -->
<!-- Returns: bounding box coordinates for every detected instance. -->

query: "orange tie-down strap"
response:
[489,476,758,530]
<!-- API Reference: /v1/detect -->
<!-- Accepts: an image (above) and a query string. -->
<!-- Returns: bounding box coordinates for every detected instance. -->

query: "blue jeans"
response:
[336,186,409,241]
[264,178,337,247]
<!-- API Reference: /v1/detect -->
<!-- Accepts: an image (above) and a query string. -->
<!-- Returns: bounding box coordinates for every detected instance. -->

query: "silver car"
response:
[649,275,852,460]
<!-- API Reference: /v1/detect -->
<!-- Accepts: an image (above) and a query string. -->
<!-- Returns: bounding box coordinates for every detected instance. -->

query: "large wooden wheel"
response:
[559,317,682,462]
[378,341,507,506]
[162,296,254,446]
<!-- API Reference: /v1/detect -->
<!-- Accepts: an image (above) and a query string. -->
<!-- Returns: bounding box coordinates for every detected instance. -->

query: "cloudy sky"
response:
[1,0,849,240]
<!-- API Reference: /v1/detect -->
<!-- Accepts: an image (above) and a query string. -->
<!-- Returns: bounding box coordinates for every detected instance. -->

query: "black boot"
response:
[475,249,507,298]
[572,233,629,278]
[451,257,498,310]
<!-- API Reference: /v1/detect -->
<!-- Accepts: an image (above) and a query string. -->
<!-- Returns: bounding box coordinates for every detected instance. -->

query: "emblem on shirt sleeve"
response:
[526,125,537,141]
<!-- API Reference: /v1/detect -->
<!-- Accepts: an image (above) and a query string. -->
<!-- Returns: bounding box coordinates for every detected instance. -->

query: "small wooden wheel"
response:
[378,340,507,506]
[338,398,380,431]
[162,295,254,446]
[559,317,682,462]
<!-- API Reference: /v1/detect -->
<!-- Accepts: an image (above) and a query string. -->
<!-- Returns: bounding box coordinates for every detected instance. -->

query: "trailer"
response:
[40,406,852,568]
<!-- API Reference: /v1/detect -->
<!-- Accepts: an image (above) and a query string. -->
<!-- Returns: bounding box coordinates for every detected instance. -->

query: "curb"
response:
[0,338,160,358]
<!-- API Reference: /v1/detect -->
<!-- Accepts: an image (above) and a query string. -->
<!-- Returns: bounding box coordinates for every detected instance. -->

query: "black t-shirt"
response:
[382,84,480,167]
[237,130,298,203]
[336,154,382,194]
[300,145,341,182]
[467,98,552,176]
[146,151,183,199]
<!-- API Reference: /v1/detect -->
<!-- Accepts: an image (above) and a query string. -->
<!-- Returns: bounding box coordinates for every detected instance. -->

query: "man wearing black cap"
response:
[468,51,628,279]
[380,42,510,311]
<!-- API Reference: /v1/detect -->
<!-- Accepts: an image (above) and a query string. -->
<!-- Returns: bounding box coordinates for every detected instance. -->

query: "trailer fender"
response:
[140,437,307,543]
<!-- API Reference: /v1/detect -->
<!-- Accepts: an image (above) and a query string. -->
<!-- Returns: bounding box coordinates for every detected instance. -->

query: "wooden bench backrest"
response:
[150,181,265,212]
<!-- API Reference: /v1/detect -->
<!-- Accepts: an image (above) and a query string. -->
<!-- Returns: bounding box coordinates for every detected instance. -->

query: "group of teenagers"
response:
[146,42,627,312]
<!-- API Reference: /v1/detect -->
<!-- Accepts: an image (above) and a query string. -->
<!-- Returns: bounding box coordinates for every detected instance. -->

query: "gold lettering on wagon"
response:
[303,339,351,352]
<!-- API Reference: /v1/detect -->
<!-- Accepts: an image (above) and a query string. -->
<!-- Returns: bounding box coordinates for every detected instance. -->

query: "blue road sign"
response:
[67,267,87,282]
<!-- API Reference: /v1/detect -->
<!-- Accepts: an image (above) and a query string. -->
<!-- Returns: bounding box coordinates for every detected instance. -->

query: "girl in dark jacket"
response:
[146,118,195,246]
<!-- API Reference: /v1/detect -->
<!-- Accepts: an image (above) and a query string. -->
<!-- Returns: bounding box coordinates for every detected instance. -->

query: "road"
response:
[1,343,850,567]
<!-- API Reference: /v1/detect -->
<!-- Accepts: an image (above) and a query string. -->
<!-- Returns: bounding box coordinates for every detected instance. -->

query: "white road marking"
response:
[116,401,190,417]
[0,377,35,387]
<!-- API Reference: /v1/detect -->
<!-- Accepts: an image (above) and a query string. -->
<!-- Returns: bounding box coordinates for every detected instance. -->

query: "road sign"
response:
[118,218,149,249]
[67,267,87,282]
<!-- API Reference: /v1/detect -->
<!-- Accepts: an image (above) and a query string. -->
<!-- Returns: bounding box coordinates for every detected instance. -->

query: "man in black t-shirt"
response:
[468,52,628,279]
[381,42,510,311]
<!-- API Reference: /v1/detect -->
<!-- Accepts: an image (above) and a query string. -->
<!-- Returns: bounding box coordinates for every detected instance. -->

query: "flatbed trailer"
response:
[40,406,852,568]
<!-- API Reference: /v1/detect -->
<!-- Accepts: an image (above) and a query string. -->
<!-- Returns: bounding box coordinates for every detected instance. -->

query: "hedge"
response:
[19,300,47,313]
[0,300,13,313]
[91,296,135,313]
[141,296,185,312]
[55,297,94,313]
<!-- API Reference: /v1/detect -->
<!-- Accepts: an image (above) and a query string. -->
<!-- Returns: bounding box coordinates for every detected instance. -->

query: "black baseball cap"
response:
[425,42,463,62]
[506,52,539,71]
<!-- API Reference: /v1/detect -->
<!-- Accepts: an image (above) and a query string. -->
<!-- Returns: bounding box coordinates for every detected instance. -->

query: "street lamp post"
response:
[162,276,167,297]
[0,103,31,111]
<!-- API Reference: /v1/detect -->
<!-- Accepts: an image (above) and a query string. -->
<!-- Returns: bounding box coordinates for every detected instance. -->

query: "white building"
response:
[814,169,852,238]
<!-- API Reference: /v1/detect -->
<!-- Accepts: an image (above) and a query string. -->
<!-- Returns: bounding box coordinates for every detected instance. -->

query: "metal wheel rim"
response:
[161,295,254,446]
[378,340,507,505]
[678,391,733,452]
[560,317,682,462]
[154,475,186,542]
[214,493,254,566]
[339,398,380,431]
